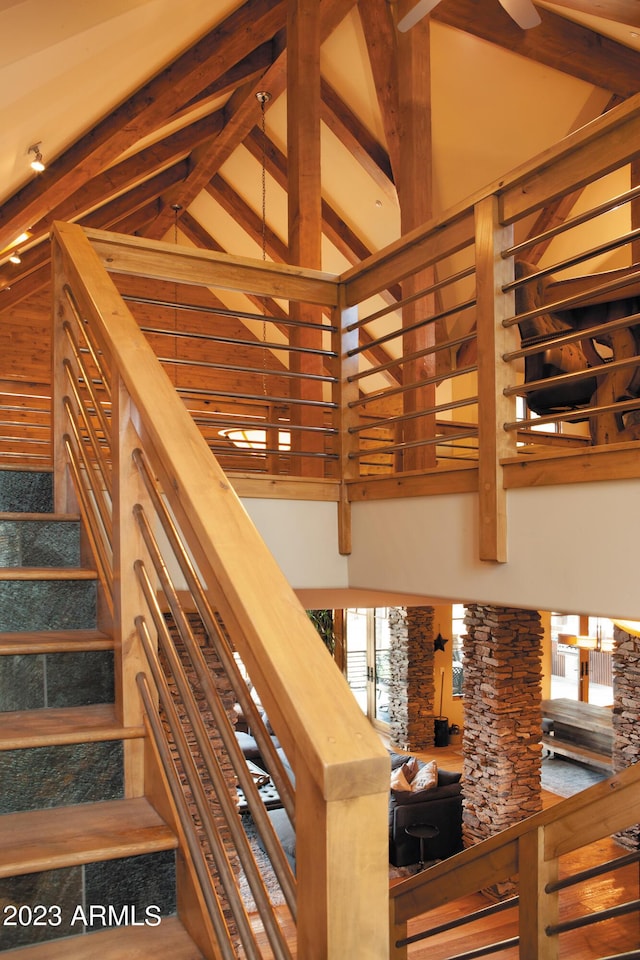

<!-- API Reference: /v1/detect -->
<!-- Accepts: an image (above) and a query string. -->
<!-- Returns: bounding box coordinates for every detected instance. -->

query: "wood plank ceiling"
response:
[1,0,639,440]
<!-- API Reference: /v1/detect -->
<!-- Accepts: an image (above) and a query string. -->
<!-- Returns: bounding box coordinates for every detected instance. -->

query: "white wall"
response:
[240,479,640,619]
[348,479,640,620]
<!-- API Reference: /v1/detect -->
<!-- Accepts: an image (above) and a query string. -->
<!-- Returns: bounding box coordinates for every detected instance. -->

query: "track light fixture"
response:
[28,143,45,172]
[9,251,21,264]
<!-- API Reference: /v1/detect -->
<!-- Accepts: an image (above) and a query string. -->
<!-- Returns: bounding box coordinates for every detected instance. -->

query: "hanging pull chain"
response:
[256,91,271,400]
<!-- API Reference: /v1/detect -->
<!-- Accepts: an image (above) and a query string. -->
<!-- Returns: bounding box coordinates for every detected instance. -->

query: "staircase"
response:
[0,469,204,958]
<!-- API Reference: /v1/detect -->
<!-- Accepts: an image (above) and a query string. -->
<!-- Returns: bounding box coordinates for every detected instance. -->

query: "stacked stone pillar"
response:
[612,623,640,850]
[388,606,435,751]
[462,604,543,865]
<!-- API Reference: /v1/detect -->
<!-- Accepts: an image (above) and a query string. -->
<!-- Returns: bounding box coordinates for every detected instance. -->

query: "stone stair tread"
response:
[0,567,97,580]
[0,704,144,749]
[0,917,204,959]
[0,797,178,879]
[0,628,113,654]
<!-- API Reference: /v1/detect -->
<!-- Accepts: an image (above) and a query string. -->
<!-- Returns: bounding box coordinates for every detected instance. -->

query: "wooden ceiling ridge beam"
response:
[0,0,289,253]
[430,0,640,99]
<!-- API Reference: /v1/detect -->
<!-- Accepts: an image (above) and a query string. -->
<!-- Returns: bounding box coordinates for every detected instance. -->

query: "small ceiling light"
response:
[9,251,21,264]
[28,143,45,172]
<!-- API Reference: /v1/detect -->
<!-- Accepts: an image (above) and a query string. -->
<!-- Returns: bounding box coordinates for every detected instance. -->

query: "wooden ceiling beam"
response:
[0,0,288,252]
[542,0,640,27]
[357,0,402,184]
[430,0,640,99]
[320,78,396,202]
[205,175,289,263]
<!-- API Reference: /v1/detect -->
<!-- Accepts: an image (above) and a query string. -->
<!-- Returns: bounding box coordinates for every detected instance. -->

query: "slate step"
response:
[0,917,204,959]
[0,516,81,567]
[0,471,52,514]
[0,576,97,632]
[0,646,114,712]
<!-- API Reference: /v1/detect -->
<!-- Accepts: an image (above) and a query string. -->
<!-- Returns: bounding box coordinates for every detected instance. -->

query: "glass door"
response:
[345,608,391,730]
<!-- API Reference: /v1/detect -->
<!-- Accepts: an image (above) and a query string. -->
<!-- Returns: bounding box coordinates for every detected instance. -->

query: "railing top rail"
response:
[339,90,640,304]
[81,225,340,308]
[52,219,389,805]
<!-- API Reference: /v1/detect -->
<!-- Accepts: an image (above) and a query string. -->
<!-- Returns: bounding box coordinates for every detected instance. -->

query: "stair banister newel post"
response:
[474,195,519,563]
[51,240,80,518]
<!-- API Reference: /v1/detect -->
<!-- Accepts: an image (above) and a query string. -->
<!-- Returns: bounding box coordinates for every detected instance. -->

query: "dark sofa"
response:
[388,751,463,867]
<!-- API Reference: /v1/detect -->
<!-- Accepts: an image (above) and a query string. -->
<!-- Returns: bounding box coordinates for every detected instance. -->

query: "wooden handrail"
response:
[52,218,390,958]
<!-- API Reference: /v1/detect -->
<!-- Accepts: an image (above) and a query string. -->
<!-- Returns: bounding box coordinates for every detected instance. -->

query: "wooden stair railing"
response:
[51,219,390,959]
[389,762,640,960]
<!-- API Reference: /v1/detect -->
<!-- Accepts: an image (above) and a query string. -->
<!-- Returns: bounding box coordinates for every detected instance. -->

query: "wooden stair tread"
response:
[0,512,80,522]
[0,797,178,878]
[0,704,144,749]
[0,916,204,959]
[0,628,113,654]
[0,566,97,580]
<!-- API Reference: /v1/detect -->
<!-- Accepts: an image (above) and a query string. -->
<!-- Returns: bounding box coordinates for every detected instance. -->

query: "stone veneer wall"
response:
[388,606,435,750]
[612,623,640,850]
[462,604,543,863]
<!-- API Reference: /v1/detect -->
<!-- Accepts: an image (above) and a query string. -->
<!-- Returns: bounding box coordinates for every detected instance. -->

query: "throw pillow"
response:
[411,759,437,791]
[390,766,412,792]
[402,756,420,783]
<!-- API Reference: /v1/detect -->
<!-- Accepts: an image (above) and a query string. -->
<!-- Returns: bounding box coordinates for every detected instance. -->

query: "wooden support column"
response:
[287,0,325,476]
[518,827,560,960]
[475,195,518,563]
[397,5,436,471]
[334,292,359,554]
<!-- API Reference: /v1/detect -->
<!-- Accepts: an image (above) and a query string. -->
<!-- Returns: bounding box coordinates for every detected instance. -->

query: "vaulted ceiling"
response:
[1,0,639,343]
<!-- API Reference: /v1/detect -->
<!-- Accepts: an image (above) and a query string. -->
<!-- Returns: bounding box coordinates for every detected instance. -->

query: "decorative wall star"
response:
[434,631,448,651]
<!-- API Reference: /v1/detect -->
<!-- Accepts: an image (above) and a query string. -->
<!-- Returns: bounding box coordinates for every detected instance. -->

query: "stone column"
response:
[388,606,435,751]
[462,604,543,861]
[612,623,640,850]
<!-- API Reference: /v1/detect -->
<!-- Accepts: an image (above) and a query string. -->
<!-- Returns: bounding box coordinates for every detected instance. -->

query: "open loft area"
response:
[2,1,640,511]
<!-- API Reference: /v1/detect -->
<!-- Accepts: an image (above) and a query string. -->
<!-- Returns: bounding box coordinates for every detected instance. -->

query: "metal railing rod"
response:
[350,428,478,459]
[211,444,338,461]
[63,367,113,500]
[131,447,295,824]
[63,285,113,401]
[160,355,337,384]
[503,183,640,259]
[397,934,520,958]
[139,324,337,358]
[62,325,111,442]
[349,396,478,434]
[546,898,640,937]
[349,363,478,409]
[136,672,242,960]
[62,435,114,616]
[123,293,336,332]
[503,308,640,362]
[346,264,476,333]
[347,331,476,383]
[175,385,338,410]
[192,414,337,438]
[504,352,640,398]
[505,394,640,431]
[346,298,476,357]
[502,267,640,329]
[134,564,297,933]
[503,228,640,294]
[62,399,113,545]
[546,849,640,893]
[598,951,640,960]
[396,895,519,947]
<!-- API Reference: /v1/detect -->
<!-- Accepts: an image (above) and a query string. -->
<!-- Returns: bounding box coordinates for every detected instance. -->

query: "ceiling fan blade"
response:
[397,0,443,32]
[497,0,542,28]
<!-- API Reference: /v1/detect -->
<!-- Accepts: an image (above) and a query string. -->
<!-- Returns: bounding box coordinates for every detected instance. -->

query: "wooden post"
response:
[397,5,436,471]
[51,240,79,516]
[518,827,559,960]
[475,195,518,563]
[296,766,390,959]
[334,291,359,555]
[287,0,325,477]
